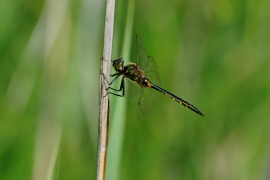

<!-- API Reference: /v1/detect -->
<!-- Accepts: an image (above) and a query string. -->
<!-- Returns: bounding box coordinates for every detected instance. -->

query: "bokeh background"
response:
[1,0,270,179]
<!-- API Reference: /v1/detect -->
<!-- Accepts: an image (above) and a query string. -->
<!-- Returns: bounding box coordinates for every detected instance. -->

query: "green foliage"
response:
[0,0,269,179]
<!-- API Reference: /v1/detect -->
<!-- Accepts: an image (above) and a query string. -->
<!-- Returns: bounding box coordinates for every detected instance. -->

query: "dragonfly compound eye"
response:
[112,58,124,71]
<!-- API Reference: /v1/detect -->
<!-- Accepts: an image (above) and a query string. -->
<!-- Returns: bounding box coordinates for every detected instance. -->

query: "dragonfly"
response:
[104,36,203,116]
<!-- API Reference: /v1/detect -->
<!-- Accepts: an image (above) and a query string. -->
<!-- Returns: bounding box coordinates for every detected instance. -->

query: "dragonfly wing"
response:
[145,56,160,86]
[124,78,140,98]
[136,36,160,86]
[138,87,157,115]
[136,35,149,72]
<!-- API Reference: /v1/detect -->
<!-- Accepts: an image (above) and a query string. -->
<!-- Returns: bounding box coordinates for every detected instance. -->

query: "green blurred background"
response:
[1,0,270,179]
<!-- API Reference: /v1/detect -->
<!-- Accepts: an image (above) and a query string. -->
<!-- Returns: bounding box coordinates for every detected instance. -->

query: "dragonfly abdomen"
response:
[150,83,203,116]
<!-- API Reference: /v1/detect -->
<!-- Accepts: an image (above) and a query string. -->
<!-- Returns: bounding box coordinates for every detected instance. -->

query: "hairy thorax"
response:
[123,63,151,88]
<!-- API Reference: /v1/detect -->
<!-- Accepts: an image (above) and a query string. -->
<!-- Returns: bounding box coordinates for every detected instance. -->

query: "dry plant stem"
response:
[96,0,115,179]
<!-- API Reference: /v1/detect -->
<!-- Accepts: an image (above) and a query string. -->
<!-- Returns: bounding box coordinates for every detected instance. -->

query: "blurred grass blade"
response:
[105,0,135,180]
[32,0,70,179]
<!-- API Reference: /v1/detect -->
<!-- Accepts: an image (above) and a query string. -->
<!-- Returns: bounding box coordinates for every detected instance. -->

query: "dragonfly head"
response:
[112,58,124,72]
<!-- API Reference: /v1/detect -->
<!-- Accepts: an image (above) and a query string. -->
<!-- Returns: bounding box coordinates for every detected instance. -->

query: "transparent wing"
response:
[136,35,149,73]
[138,87,157,115]
[145,56,160,86]
[136,36,160,86]
[124,78,140,98]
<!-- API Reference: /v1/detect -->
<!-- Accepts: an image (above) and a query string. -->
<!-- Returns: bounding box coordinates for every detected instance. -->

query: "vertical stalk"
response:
[96,0,115,179]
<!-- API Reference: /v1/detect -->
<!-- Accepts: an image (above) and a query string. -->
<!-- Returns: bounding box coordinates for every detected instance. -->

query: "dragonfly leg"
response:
[104,77,125,97]
[100,69,121,85]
